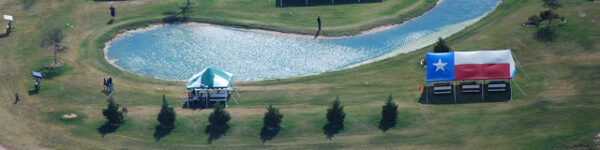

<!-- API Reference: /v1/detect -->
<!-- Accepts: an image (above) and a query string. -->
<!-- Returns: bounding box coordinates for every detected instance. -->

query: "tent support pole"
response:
[510,79,513,100]
[453,81,457,104]
[206,90,209,109]
[481,80,485,102]
[511,80,527,96]
[425,83,429,104]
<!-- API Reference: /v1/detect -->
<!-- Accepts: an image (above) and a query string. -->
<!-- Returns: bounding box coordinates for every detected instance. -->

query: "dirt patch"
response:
[62,113,77,119]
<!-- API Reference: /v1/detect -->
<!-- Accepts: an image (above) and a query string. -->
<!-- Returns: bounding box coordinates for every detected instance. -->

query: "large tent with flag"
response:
[186,68,234,108]
[424,49,517,104]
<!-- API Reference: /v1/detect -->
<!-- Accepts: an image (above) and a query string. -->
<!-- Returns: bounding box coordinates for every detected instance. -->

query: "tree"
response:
[433,37,451,53]
[205,103,230,143]
[542,0,562,10]
[525,15,542,27]
[263,104,283,129]
[102,97,124,125]
[208,103,231,129]
[157,95,176,128]
[40,27,65,66]
[326,97,345,127]
[539,10,561,26]
[379,94,398,131]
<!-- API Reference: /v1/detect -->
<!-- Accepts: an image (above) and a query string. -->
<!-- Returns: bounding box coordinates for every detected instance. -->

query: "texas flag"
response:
[426,50,516,82]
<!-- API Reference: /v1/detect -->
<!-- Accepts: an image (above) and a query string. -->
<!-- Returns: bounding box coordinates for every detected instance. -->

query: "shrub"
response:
[540,10,561,25]
[102,97,124,125]
[157,95,176,128]
[542,0,562,10]
[525,15,542,27]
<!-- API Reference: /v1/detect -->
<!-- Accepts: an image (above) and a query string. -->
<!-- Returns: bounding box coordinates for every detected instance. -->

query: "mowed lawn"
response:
[0,0,600,149]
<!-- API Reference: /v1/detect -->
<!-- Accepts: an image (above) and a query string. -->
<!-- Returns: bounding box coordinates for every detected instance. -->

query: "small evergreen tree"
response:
[208,103,231,129]
[542,0,562,10]
[102,97,124,125]
[433,37,451,53]
[263,104,283,129]
[157,95,176,128]
[379,94,398,131]
[326,97,345,127]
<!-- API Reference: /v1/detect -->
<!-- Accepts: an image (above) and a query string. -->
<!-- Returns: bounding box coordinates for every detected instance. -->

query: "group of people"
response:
[103,77,114,92]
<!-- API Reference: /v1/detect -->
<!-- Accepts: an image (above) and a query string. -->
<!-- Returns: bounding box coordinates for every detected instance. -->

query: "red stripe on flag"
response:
[455,64,511,80]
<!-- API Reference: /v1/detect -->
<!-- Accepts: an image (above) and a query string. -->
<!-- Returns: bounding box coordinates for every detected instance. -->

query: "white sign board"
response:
[3,15,13,21]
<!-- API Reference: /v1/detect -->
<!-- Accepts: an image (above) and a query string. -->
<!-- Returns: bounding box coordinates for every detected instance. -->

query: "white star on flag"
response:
[433,58,447,72]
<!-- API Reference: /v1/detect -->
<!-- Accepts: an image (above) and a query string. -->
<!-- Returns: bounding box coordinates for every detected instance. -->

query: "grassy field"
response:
[1,0,600,149]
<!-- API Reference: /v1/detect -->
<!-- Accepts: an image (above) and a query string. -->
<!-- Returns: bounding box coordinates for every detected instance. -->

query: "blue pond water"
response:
[106,0,502,81]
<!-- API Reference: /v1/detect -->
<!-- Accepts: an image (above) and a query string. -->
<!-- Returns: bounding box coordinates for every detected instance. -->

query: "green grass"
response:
[1,0,600,149]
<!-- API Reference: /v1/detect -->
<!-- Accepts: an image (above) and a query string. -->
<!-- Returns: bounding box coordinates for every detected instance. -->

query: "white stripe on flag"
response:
[454,49,512,65]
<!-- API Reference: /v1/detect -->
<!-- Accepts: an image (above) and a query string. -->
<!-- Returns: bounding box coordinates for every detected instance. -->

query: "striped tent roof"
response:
[186,68,233,89]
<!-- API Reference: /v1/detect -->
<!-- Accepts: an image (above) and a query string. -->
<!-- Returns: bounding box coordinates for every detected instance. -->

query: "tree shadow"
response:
[260,126,281,143]
[0,33,8,38]
[28,89,39,95]
[378,120,396,132]
[323,123,343,139]
[535,27,556,42]
[101,89,112,95]
[204,125,229,144]
[97,122,120,138]
[106,19,114,25]
[153,125,174,141]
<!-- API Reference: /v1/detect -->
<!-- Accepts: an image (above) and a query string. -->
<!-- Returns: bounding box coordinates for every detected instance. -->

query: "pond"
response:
[105,0,502,81]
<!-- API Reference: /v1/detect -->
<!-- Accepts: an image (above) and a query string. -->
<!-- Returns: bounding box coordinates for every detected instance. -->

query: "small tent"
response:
[186,68,233,89]
[185,68,234,108]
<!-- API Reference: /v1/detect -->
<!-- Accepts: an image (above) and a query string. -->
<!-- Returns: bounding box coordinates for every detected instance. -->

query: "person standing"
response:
[122,107,128,117]
[317,16,322,31]
[103,78,107,91]
[109,5,116,20]
[14,93,19,104]
[107,77,113,92]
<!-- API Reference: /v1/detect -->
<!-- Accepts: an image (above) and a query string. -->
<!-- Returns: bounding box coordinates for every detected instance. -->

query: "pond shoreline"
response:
[101,0,503,82]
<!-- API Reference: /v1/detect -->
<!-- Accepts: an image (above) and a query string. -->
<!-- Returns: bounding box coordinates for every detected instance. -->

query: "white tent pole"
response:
[510,79,513,100]
[512,53,529,78]
[481,80,484,102]
[453,81,457,104]
[425,83,429,104]
[511,80,527,96]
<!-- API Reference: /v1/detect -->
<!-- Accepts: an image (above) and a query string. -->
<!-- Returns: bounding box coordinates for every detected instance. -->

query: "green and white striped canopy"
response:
[186,68,233,89]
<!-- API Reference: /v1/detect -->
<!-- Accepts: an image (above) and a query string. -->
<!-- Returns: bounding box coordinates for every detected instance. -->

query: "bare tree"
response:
[40,27,65,66]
